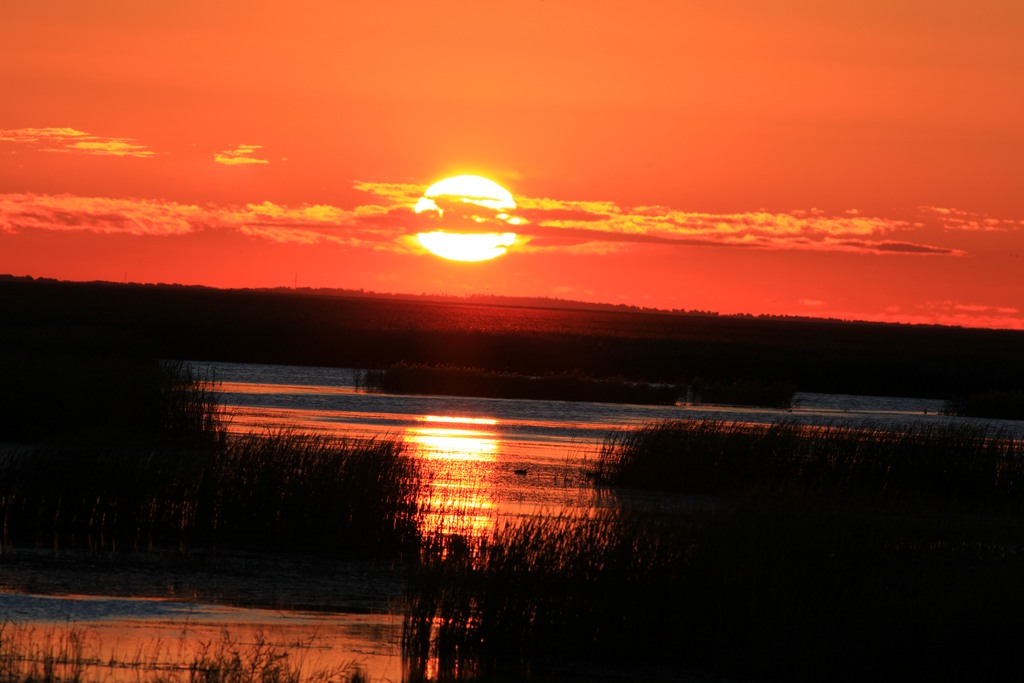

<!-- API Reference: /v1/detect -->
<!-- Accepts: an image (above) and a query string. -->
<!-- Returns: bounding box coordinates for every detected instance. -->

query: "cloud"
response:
[241,201,346,222]
[512,203,953,255]
[238,225,346,245]
[920,206,1023,232]
[0,127,154,158]
[903,301,1024,330]
[213,144,269,166]
[0,194,202,235]
[0,193,416,249]
[822,303,1024,331]
[354,183,961,256]
[0,128,286,165]
[947,303,1019,315]
[352,181,424,206]
[0,128,91,144]
[836,240,960,255]
[0,186,1006,262]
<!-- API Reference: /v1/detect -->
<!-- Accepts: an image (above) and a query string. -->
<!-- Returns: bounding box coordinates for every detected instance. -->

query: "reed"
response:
[0,353,223,445]
[595,419,1024,510]
[403,502,1024,681]
[152,360,224,446]
[405,419,1024,680]
[403,512,692,682]
[0,622,371,683]
[0,432,421,558]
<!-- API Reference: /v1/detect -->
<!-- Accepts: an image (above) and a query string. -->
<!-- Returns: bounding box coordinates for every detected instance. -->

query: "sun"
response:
[417,231,517,262]
[415,175,522,262]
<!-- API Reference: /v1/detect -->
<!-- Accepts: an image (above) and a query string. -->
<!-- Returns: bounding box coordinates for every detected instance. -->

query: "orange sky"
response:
[2,1,1022,328]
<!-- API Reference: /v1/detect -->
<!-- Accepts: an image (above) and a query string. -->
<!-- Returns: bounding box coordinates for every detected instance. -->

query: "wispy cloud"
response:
[238,225,343,245]
[869,301,1024,330]
[213,144,269,166]
[0,185,1004,261]
[1,128,280,165]
[0,194,201,235]
[919,206,1024,233]
[514,199,943,254]
[356,182,961,256]
[0,127,154,158]
[352,181,424,206]
[0,193,413,249]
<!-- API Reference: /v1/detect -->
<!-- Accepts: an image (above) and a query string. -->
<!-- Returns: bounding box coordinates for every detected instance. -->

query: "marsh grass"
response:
[153,361,224,447]
[0,432,421,558]
[0,623,86,683]
[404,502,1024,681]
[361,364,680,405]
[405,419,1024,681]
[0,352,421,558]
[403,512,692,682]
[595,419,1024,510]
[0,623,370,683]
[0,353,222,445]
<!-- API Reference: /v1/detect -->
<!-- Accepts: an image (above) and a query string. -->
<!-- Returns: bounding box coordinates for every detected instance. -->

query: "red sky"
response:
[2,1,1022,328]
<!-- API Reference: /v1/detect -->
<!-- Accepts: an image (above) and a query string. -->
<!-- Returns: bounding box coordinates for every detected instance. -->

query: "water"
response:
[192,361,1024,528]
[3,360,1020,681]
[199,362,962,447]
[0,592,402,681]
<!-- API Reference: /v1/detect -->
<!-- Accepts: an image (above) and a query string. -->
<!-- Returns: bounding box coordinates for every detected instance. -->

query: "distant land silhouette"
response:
[3,274,1023,400]
[0,274,733,318]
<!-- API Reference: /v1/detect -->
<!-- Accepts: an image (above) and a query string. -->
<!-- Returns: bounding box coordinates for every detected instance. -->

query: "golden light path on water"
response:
[407,416,500,538]
[218,398,582,542]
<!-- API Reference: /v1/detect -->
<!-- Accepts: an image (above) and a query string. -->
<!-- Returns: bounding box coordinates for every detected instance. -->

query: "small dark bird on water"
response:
[513,468,528,476]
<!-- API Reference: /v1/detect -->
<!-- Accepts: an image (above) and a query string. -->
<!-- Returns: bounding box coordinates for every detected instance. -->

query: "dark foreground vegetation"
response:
[404,420,1024,681]
[0,354,220,445]
[0,624,371,683]
[0,431,420,558]
[405,502,1024,682]
[595,419,1024,510]
[4,276,1024,404]
[0,355,421,559]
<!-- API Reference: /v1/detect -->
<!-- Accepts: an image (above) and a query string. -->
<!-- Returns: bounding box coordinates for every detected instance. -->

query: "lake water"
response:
[3,359,1020,681]
[198,360,1022,530]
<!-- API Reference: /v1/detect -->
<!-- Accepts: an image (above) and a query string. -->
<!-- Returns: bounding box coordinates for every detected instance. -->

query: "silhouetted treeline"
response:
[2,278,1023,400]
[361,363,681,405]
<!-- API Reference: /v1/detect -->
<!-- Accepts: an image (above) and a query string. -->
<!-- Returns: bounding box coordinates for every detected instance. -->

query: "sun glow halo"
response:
[415,175,521,262]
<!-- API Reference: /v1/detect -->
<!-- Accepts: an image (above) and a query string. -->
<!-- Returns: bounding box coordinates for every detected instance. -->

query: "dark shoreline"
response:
[4,277,1024,401]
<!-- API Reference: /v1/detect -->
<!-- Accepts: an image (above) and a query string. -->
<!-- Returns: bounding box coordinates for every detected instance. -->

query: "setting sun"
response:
[417,231,517,262]
[415,175,521,262]
[415,175,516,216]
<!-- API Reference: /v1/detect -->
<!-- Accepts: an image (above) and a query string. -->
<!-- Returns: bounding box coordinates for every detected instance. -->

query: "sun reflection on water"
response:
[406,428,498,462]
[406,415,501,539]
